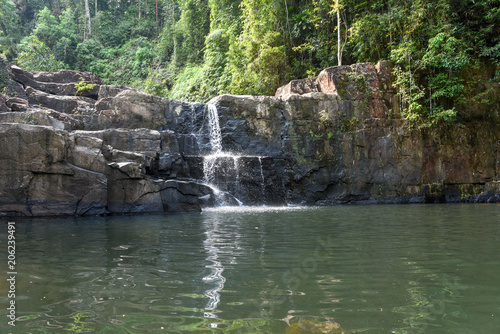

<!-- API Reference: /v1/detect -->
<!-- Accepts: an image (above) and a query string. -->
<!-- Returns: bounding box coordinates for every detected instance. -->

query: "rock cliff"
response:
[0,59,498,217]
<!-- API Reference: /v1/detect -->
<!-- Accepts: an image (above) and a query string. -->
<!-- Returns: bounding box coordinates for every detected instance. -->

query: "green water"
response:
[1,204,500,333]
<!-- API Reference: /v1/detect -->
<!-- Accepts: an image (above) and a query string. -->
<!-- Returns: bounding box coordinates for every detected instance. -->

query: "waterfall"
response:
[258,156,266,198]
[207,104,223,154]
[203,103,243,206]
[196,102,285,207]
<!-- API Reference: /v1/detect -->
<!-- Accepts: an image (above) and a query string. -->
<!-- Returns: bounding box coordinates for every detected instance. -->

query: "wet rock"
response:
[209,94,285,156]
[159,180,212,212]
[156,152,190,178]
[106,172,163,214]
[106,172,208,214]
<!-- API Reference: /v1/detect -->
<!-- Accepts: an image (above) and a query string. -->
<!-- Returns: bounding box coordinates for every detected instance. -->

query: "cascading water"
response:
[258,157,266,198]
[207,104,222,154]
[201,102,286,206]
[203,103,244,206]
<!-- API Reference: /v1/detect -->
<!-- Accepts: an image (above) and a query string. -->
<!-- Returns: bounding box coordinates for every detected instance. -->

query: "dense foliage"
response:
[0,0,498,124]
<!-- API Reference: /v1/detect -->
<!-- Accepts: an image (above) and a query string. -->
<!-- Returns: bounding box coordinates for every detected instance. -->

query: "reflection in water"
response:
[202,219,227,318]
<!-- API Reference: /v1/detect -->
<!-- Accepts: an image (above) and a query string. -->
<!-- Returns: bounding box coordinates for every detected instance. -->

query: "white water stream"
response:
[203,103,245,206]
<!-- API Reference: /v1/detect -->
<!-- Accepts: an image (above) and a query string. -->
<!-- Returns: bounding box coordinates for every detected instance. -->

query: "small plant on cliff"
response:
[309,130,324,139]
[74,77,96,96]
[339,114,359,132]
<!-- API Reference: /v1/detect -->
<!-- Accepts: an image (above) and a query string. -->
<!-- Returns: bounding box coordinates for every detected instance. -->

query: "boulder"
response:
[316,62,381,99]
[0,109,74,129]
[0,93,10,112]
[74,128,163,157]
[41,107,85,130]
[105,148,153,167]
[71,134,108,174]
[106,168,209,214]
[25,86,96,115]
[275,78,318,99]
[95,89,167,130]
[156,152,190,179]
[97,85,129,99]
[0,124,107,216]
[32,70,103,85]
[0,123,212,216]
[11,66,101,98]
[6,97,29,111]
[159,180,212,212]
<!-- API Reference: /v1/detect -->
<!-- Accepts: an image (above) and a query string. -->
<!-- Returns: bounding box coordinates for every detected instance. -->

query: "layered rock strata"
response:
[0,59,498,217]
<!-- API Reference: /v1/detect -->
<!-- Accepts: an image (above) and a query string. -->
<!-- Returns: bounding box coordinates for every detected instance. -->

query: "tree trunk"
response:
[84,0,91,39]
[337,0,341,66]
[138,0,141,24]
[284,0,292,46]
[95,0,97,15]
[0,21,7,37]
[171,0,177,67]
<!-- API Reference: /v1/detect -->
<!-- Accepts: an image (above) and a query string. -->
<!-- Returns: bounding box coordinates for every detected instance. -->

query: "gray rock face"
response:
[0,124,107,216]
[1,61,499,217]
[11,66,102,97]
[217,61,500,205]
[0,123,213,217]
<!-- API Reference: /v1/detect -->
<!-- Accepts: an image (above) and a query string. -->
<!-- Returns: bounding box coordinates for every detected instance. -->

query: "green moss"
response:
[309,130,324,139]
[339,114,359,132]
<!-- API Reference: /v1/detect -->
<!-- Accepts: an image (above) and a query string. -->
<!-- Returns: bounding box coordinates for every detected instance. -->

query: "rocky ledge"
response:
[0,59,499,217]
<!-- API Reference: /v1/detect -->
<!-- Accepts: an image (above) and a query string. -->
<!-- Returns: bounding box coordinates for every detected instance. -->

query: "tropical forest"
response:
[1,0,498,125]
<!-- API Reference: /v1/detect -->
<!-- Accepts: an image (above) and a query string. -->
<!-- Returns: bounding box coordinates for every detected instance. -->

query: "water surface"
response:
[1,204,499,333]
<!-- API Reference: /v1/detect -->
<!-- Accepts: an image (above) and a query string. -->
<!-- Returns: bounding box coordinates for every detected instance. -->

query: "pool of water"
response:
[1,204,499,333]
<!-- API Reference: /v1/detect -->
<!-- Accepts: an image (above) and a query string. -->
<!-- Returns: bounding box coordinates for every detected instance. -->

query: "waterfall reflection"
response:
[202,218,227,318]
[201,212,248,319]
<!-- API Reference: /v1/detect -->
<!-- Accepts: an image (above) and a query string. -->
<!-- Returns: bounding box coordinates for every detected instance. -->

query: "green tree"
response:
[16,35,66,71]
[0,0,22,60]
[174,0,211,66]
[31,7,79,67]
[228,0,288,95]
